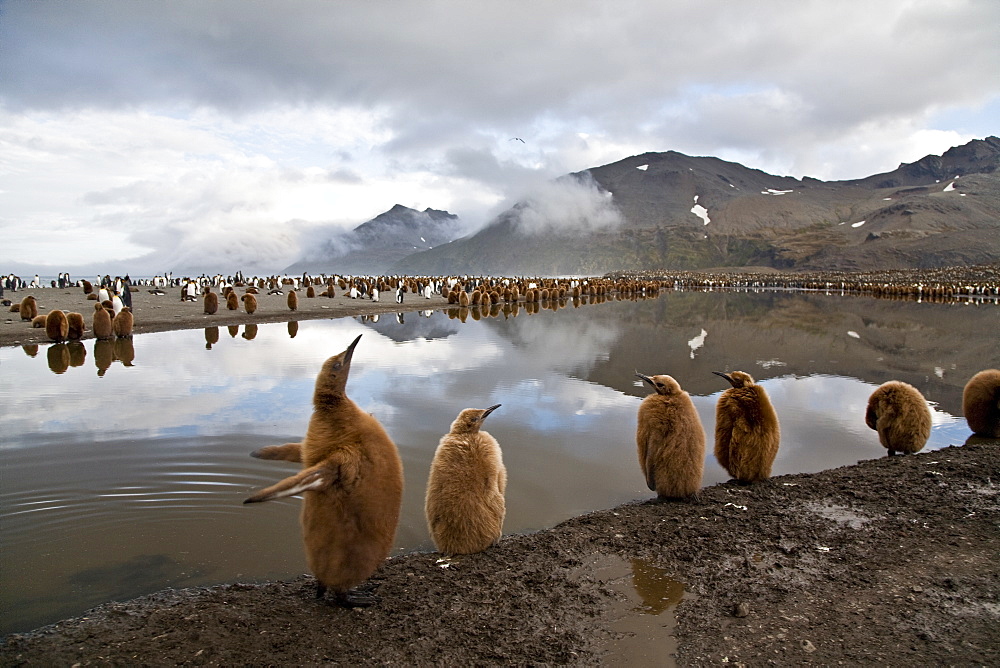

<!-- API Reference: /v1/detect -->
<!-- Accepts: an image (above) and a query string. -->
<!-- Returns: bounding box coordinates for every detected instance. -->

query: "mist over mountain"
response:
[393,136,1000,275]
[285,205,464,275]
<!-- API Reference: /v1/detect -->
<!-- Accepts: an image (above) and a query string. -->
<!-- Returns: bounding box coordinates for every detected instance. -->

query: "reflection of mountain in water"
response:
[359,313,461,343]
[575,291,998,415]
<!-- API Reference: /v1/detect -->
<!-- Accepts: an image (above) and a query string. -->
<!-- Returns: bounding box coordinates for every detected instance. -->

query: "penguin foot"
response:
[331,588,379,608]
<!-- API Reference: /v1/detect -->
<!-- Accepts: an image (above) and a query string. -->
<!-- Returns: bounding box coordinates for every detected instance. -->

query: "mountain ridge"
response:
[391,136,1000,275]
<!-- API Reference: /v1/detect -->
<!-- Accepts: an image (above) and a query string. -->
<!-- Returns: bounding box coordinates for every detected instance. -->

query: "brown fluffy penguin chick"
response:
[635,373,705,499]
[92,303,114,340]
[425,404,506,555]
[287,290,298,311]
[66,312,85,340]
[963,369,1000,438]
[31,315,46,328]
[244,335,403,607]
[19,295,37,321]
[45,310,69,342]
[226,291,239,310]
[204,290,219,314]
[713,371,780,482]
[112,306,133,338]
[241,293,258,314]
[865,381,932,455]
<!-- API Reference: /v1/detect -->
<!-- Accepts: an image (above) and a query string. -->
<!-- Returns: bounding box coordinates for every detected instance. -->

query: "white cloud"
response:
[1,0,997,270]
[513,173,622,236]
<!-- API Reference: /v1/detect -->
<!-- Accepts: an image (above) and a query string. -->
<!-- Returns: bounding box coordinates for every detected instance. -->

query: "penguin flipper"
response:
[251,442,303,462]
[243,464,332,503]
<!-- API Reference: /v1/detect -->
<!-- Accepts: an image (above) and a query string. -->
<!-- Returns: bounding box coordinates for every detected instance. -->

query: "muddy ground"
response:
[1,283,998,665]
[2,438,997,666]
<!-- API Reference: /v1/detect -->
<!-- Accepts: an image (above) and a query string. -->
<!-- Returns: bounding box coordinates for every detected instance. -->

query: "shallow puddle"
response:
[585,554,693,666]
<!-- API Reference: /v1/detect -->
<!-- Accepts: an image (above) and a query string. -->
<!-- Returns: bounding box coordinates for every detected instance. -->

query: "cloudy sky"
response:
[2,0,998,275]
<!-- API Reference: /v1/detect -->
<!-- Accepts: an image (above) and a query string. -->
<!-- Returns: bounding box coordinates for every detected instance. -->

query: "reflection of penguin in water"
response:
[205,326,220,349]
[962,369,1000,438]
[245,335,403,607]
[865,381,932,456]
[425,404,506,555]
[635,372,705,499]
[94,339,113,376]
[47,343,70,374]
[713,371,780,483]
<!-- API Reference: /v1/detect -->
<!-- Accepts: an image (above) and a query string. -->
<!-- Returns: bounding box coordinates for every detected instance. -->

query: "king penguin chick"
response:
[204,290,219,315]
[963,369,1000,438]
[112,306,133,338]
[45,310,69,342]
[93,303,113,340]
[865,380,932,455]
[244,335,403,607]
[425,404,506,555]
[713,371,780,483]
[635,373,705,499]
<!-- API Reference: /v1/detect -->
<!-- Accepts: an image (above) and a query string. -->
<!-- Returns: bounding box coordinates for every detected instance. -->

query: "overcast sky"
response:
[2,0,998,274]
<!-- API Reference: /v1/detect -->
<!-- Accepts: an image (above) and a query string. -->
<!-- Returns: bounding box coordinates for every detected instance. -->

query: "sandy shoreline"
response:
[2,273,998,665]
[1,284,455,349]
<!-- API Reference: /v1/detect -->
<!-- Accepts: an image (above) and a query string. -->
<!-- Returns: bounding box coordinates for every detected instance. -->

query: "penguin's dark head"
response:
[635,371,680,396]
[713,370,754,388]
[451,404,501,434]
[316,334,362,398]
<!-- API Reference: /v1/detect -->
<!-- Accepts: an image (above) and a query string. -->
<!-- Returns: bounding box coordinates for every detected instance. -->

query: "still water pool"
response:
[1,290,995,634]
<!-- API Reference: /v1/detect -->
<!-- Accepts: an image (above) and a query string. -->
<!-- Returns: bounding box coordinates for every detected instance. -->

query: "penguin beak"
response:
[481,404,501,421]
[713,371,737,387]
[343,334,362,364]
[635,371,655,387]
